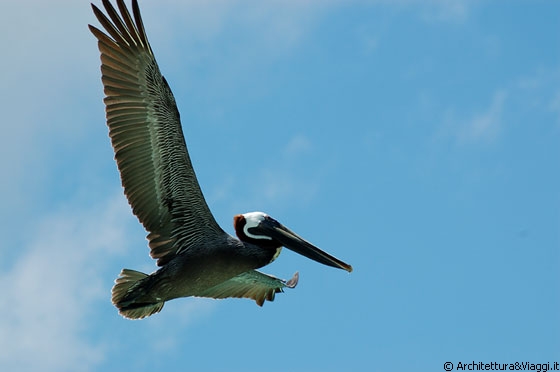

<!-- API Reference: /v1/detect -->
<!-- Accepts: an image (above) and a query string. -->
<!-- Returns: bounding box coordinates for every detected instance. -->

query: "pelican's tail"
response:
[111,269,164,320]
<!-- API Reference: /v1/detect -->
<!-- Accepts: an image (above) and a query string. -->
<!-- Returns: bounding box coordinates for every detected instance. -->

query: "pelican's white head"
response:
[240,212,272,240]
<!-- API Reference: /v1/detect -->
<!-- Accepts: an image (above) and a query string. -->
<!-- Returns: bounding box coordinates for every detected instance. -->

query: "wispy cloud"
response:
[0,193,217,371]
[419,0,472,23]
[283,134,312,158]
[459,90,507,143]
[141,0,336,60]
[247,135,319,209]
[0,0,101,230]
[0,195,129,371]
[515,65,560,126]
[359,0,474,23]
[258,168,319,205]
[438,90,508,145]
[211,134,319,216]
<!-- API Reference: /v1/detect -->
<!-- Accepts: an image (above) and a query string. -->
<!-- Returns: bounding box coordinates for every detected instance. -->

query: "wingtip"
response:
[286,272,299,288]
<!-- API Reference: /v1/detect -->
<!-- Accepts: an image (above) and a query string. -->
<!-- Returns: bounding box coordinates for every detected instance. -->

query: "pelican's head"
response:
[233,211,353,272]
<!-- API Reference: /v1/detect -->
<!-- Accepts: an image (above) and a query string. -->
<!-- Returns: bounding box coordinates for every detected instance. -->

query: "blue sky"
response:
[1,0,558,371]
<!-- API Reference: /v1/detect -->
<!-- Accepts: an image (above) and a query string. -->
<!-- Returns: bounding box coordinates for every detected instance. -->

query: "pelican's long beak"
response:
[254,216,353,272]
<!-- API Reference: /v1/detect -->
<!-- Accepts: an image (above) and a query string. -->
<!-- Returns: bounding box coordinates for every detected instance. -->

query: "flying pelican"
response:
[89,0,352,319]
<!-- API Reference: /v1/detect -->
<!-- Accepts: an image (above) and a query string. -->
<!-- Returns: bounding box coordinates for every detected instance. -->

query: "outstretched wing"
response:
[197,271,299,306]
[89,0,225,266]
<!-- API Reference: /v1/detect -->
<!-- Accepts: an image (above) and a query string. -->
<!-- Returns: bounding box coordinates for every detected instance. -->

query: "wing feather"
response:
[90,0,224,266]
[197,271,299,306]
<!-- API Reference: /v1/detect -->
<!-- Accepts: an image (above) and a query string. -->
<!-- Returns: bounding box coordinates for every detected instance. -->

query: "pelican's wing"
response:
[197,271,299,306]
[89,0,224,266]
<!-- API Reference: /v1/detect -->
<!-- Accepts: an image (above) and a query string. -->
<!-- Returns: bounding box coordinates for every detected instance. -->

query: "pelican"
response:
[89,0,352,319]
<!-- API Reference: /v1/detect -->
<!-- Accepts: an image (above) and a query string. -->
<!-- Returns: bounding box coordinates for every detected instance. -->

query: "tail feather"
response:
[111,269,164,320]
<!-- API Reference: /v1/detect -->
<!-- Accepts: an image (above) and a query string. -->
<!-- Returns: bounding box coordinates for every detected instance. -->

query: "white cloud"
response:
[250,158,320,209]
[260,169,316,203]
[207,134,318,216]
[0,192,217,371]
[0,0,101,226]
[420,0,472,23]
[438,90,508,145]
[354,0,474,23]
[459,90,507,142]
[137,0,336,59]
[515,65,560,125]
[0,195,129,371]
[283,134,312,158]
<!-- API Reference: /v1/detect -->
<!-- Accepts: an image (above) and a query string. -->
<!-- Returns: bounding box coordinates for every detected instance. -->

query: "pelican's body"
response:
[90,0,352,319]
